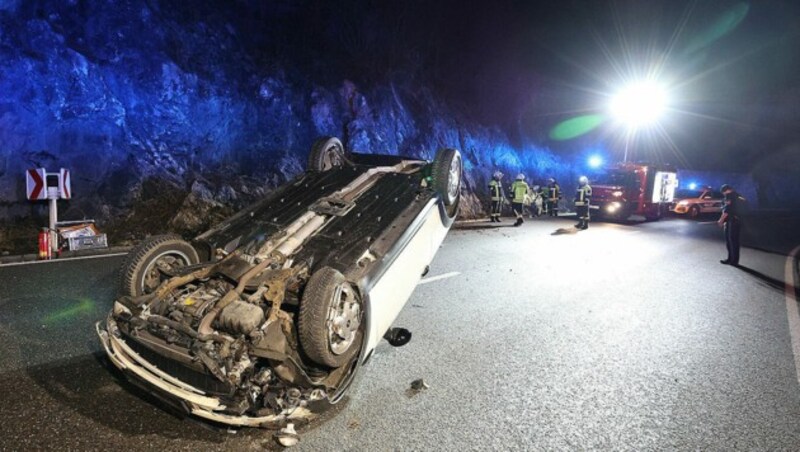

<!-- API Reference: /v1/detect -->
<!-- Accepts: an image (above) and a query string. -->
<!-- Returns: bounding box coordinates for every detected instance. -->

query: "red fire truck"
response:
[590,162,678,221]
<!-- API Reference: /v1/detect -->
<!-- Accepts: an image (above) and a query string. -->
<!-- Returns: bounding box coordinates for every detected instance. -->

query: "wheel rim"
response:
[446,154,462,203]
[141,250,192,294]
[326,283,361,355]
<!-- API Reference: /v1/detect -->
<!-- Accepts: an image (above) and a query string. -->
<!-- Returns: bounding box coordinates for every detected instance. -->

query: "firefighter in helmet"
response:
[547,177,561,217]
[574,175,592,230]
[488,171,505,222]
[510,173,530,226]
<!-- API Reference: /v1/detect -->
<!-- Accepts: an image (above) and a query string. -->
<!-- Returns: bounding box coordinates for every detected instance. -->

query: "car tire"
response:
[689,205,700,219]
[119,235,200,297]
[298,267,363,368]
[431,148,462,218]
[308,136,346,172]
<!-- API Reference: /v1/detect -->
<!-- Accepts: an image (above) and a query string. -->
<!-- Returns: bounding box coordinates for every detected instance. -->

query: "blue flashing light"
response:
[588,155,603,169]
[688,182,697,190]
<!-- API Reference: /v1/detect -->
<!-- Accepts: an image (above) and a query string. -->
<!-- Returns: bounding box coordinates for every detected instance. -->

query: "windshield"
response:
[675,189,702,199]
[592,170,636,187]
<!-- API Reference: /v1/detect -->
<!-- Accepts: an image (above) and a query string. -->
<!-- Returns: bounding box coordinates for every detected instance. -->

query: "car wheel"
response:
[308,136,346,172]
[689,205,700,219]
[431,148,462,217]
[298,267,363,368]
[119,235,199,296]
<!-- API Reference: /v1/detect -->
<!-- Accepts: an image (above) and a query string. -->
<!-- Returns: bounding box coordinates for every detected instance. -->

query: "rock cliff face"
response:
[0,0,578,253]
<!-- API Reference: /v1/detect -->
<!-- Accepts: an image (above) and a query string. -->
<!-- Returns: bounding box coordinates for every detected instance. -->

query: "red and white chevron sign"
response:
[60,168,71,199]
[26,168,47,200]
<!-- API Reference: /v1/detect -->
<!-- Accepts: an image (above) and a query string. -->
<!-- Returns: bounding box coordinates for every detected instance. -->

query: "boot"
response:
[514,218,523,227]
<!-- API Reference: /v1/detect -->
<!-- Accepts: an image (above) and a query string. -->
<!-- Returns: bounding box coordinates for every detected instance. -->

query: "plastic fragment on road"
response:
[410,378,429,391]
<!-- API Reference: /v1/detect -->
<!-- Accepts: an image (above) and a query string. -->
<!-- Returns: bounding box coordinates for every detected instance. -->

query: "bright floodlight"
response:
[588,155,603,168]
[688,182,697,190]
[610,81,667,128]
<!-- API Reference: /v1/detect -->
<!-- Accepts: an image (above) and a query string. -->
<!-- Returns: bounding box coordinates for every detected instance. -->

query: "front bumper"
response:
[672,204,689,214]
[96,318,314,427]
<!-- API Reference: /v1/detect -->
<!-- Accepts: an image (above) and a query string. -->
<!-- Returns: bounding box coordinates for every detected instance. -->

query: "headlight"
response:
[612,191,623,197]
[677,200,689,206]
[606,202,621,213]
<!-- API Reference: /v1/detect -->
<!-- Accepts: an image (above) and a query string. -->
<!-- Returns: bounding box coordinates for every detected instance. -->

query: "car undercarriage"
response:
[97,140,462,428]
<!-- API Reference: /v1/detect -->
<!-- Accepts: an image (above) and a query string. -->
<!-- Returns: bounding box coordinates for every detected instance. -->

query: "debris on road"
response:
[347,418,361,430]
[406,378,430,397]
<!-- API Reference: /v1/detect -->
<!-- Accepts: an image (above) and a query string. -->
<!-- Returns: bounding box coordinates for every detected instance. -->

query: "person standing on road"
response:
[488,171,505,223]
[574,176,592,230]
[510,173,530,227]
[547,178,561,217]
[540,184,550,215]
[717,184,744,265]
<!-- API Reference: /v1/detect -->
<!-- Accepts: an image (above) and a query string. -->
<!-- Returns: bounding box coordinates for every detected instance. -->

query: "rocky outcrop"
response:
[0,0,579,253]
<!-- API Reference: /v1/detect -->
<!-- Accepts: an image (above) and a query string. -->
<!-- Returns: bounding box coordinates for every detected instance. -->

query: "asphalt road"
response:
[1,216,799,450]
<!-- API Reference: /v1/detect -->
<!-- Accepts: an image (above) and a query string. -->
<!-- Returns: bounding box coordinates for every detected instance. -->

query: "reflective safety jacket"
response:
[511,180,530,203]
[489,180,504,201]
[549,183,560,201]
[574,184,592,206]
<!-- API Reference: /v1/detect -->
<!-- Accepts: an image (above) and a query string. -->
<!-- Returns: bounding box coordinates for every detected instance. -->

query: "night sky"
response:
[380,0,800,171]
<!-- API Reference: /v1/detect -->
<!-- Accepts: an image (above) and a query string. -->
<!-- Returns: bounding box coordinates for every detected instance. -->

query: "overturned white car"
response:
[96,137,461,428]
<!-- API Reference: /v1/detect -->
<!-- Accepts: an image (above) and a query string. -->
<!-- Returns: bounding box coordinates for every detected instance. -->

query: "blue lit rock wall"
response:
[0,0,577,252]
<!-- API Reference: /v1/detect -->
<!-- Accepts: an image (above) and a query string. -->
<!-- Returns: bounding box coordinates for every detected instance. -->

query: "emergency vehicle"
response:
[670,186,724,218]
[590,162,678,221]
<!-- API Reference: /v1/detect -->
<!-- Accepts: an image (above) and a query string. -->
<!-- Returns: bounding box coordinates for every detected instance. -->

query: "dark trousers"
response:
[576,205,589,227]
[724,218,741,264]
[511,202,524,219]
[491,200,503,218]
[547,200,558,216]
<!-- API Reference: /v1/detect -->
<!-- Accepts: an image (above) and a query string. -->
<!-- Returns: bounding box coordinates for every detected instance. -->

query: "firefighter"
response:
[510,173,530,226]
[574,175,592,229]
[717,184,744,265]
[488,171,505,222]
[540,184,550,215]
[547,178,561,216]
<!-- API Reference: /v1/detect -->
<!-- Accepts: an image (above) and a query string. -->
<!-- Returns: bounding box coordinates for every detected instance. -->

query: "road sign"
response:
[26,168,47,200]
[60,168,71,199]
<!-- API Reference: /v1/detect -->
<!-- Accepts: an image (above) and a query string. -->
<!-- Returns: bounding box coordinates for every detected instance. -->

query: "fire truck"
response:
[590,162,678,221]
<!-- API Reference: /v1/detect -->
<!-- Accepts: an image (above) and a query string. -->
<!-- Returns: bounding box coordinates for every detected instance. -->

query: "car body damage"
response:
[96,140,462,428]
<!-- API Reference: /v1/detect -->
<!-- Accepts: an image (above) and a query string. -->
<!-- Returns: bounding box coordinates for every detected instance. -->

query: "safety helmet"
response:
[548,178,555,183]
[532,185,540,191]
[516,173,525,181]
[579,176,589,185]
[720,184,732,192]
[493,171,503,180]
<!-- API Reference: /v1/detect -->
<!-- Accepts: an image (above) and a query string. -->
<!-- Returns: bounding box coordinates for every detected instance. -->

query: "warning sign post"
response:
[25,168,72,255]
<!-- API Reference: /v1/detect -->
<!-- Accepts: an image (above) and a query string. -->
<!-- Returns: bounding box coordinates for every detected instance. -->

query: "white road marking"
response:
[418,271,460,285]
[785,245,800,387]
[0,252,128,267]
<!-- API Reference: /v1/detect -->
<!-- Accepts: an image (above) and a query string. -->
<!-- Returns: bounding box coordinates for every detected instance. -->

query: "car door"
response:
[700,192,724,213]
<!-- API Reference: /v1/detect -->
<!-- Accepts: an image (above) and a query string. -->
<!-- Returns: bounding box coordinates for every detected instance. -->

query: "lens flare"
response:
[610,82,667,128]
[549,114,605,140]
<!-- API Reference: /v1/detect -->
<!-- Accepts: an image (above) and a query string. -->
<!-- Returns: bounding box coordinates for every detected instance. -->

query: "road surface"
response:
[1,216,798,450]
